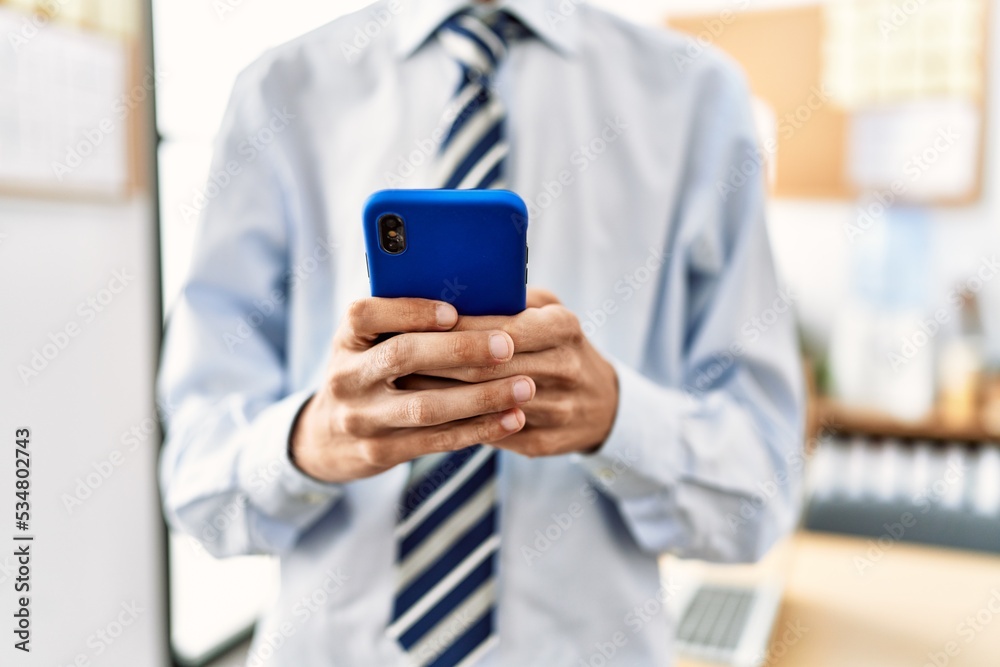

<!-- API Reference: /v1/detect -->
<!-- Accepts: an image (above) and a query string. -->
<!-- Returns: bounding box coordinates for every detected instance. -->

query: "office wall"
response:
[0,196,167,667]
[0,0,167,664]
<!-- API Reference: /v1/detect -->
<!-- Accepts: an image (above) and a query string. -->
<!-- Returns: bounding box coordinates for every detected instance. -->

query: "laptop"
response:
[663,542,790,667]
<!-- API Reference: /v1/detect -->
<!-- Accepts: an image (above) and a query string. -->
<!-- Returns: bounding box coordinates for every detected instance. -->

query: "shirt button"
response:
[302,492,327,504]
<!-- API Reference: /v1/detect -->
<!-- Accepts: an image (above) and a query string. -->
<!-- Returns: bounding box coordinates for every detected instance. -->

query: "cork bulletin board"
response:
[668,0,988,204]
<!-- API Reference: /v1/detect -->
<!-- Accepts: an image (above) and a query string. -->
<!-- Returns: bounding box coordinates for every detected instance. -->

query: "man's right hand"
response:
[290,298,535,484]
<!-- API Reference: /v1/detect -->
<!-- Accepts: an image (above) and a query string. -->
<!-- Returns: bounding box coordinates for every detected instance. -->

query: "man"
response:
[158,0,803,665]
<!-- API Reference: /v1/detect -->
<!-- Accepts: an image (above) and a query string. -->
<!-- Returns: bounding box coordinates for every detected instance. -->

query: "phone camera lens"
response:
[378,214,406,254]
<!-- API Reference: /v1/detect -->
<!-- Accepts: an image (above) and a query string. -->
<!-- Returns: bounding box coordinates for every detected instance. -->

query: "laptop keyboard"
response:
[676,585,756,660]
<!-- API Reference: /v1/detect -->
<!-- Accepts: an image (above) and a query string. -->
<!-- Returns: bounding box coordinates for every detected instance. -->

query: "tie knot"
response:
[438,10,522,79]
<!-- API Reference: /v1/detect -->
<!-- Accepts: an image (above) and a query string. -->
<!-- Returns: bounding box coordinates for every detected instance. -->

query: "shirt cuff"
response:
[572,359,686,500]
[237,389,344,525]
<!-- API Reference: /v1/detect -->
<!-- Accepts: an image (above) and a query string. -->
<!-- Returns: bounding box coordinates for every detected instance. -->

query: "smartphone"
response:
[363,189,529,316]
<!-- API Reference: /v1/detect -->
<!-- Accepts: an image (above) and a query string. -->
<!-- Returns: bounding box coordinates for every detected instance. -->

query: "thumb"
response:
[526,287,560,308]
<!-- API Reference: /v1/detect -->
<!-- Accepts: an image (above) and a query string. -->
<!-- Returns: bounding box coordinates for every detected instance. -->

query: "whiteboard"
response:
[847,99,982,203]
[0,7,130,199]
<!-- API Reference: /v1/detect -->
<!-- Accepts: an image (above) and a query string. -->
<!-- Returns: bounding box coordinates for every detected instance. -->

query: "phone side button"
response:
[365,253,370,278]
[525,266,528,284]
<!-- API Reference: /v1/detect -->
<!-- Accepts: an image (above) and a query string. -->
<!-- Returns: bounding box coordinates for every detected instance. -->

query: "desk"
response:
[676,532,1000,667]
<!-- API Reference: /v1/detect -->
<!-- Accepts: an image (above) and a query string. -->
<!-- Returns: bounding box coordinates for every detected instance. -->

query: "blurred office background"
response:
[1,0,999,665]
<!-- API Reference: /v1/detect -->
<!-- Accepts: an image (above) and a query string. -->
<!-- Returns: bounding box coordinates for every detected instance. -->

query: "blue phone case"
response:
[363,189,529,316]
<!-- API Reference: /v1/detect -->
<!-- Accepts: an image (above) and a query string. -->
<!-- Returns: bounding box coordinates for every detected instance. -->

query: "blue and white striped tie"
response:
[390,445,500,666]
[388,10,522,667]
[433,9,518,190]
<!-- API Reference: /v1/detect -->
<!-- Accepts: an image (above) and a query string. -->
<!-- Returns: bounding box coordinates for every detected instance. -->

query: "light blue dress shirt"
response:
[158,0,805,664]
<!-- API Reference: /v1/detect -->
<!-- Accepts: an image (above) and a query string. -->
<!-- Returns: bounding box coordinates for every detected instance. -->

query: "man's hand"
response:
[290,298,536,484]
[405,289,620,457]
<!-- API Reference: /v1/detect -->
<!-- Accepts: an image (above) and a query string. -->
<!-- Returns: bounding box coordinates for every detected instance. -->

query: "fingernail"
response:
[489,333,511,360]
[501,412,521,431]
[436,304,457,327]
[513,379,532,403]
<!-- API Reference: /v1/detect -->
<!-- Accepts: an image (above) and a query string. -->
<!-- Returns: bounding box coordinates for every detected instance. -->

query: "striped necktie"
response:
[388,10,522,667]
[434,9,522,190]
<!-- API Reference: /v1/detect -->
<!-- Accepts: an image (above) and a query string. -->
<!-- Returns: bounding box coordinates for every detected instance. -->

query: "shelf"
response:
[814,397,998,443]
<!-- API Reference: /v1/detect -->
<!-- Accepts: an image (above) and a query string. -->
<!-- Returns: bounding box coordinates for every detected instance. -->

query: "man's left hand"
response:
[398,289,619,457]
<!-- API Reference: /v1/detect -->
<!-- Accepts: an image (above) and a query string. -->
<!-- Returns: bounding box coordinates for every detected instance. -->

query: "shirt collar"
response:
[394,0,581,59]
